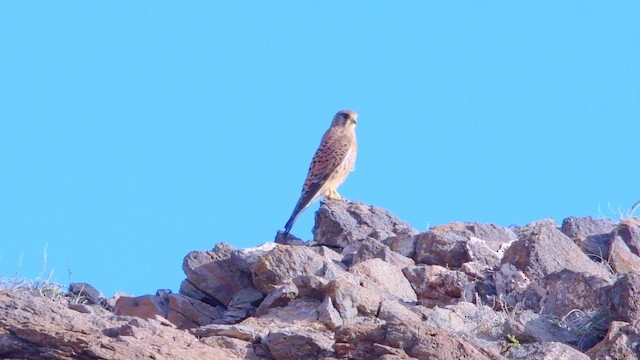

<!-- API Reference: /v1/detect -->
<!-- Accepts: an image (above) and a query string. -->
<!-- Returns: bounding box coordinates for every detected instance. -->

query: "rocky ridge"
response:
[2,200,640,359]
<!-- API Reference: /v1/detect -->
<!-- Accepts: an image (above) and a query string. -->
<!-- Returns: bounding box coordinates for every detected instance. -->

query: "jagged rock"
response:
[506,342,590,360]
[403,264,471,306]
[610,272,640,323]
[230,242,278,272]
[415,222,516,269]
[349,258,417,302]
[255,283,298,316]
[342,237,415,268]
[503,219,614,282]
[326,278,382,320]
[181,243,254,306]
[189,323,257,341]
[0,289,247,360]
[561,216,616,258]
[612,219,640,256]
[587,320,640,359]
[293,275,331,300]
[524,269,612,317]
[377,299,426,324]
[219,287,265,324]
[251,245,326,294]
[383,234,417,258]
[318,296,343,329]
[68,282,102,305]
[608,235,640,275]
[114,292,223,329]
[313,200,418,248]
[265,328,334,360]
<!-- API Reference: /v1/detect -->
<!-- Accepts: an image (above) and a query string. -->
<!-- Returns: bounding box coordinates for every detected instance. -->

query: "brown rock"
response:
[68,282,102,305]
[503,219,614,282]
[344,237,415,268]
[587,320,640,359]
[293,275,331,300]
[313,200,418,248]
[0,289,246,359]
[415,222,516,268]
[610,272,640,323]
[114,293,223,329]
[251,245,326,294]
[181,243,254,306]
[613,219,640,256]
[608,235,640,275]
[561,216,616,258]
[526,269,612,317]
[506,342,590,360]
[403,264,471,306]
[349,258,417,302]
[265,328,334,360]
[220,287,264,324]
[255,283,298,316]
[189,324,257,341]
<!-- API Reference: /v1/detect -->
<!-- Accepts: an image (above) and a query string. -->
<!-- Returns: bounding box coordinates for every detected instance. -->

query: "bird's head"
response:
[331,110,358,128]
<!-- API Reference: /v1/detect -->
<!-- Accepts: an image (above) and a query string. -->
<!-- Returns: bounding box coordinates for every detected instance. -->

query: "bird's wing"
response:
[284,129,353,234]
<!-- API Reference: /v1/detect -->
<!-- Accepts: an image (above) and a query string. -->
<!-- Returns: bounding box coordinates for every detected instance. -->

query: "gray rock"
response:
[415,222,516,268]
[318,296,343,329]
[313,200,418,248]
[506,341,590,360]
[383,234,417,258]
[349,258,417,302]
[612,219,640,256]
[293,275,331,300]
[251,245,327,294]
[326,278,382,320]
[403,264,471,306]
[345,237,415,268]
[607,235,640,275]
[189,324,257,341]
[610,272,640,323]
[68,282,102,305]
[503,219,614,282]
[561,216,616,258]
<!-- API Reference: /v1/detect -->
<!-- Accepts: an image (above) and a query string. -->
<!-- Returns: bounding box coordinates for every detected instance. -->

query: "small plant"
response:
[506,334,521,349]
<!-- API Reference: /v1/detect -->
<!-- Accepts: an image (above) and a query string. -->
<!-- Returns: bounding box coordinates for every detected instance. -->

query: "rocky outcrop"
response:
[2,199,640,359]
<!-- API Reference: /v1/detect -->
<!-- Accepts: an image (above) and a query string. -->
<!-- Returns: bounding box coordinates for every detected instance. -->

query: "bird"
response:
[282,109,358,238]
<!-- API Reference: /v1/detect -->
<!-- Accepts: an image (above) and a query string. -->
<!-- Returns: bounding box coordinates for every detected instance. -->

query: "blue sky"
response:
[1,2,638,297]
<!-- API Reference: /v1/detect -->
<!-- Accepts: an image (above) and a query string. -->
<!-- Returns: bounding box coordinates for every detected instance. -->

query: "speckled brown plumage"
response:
[283,110,358,237]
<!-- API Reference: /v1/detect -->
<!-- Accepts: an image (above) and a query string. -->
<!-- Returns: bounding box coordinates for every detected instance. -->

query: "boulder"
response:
[181,243,254,306]
[415,222,516,268]
[265,328,334,360]
[251,245,326,294]
[608,235,640,275]
[503,219,613,282]
[506,342,590,360]
[403,264,471,306]
[560,216,616,258]
[313,200,418,248]
[587,320,640,359]
[349,258,417,302]
[609,272,640,323]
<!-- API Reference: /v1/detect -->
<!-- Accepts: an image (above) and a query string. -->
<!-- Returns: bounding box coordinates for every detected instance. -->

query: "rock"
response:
[220,287,264,324]
[255,283,298,316]
[313,200,418,248]
[608,235,640,275]
[293,275,331,300]
[181,243,254,306]
[189,324,257,341]
[610,272,640,322]
[114,293,223,329]
[503,219,614,282]
[342,237,415,268]
[382,234,417,258]
[403,264,471,306]
[587,320,640,359]
[318,296,343,329]
[251,245,326,294]
[349,258,417,302]
[0,289,246,360]
[265,328,334,360]
[68,282,102,305]
[230,242,278,272]
[326,278,382,320]
[561,216,616,258]
[526,269,612,317]
[506,342,590,360]
[612,219,640,256]
[415,222,516,269]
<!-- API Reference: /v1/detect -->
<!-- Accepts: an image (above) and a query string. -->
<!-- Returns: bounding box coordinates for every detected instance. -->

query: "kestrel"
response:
[283,110,358,237]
